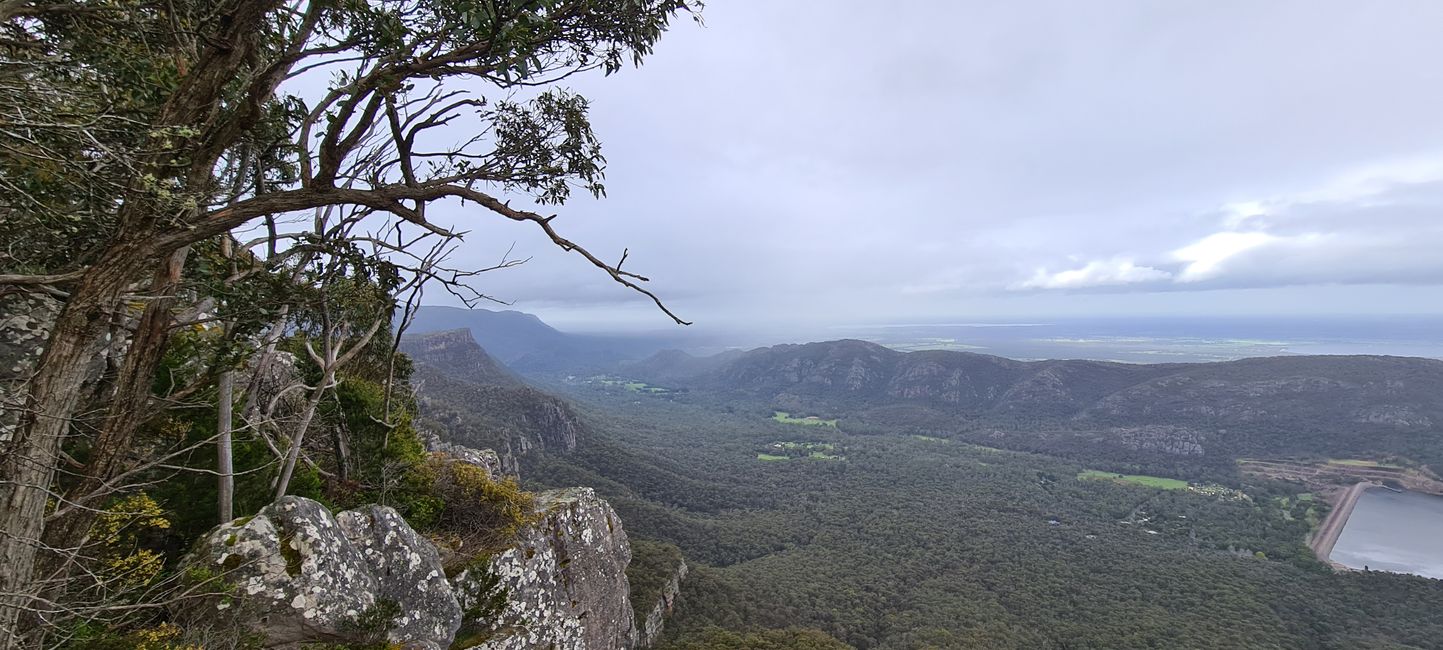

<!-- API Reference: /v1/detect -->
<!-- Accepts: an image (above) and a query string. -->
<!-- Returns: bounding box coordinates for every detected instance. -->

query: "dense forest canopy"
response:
[517,377,1443,650]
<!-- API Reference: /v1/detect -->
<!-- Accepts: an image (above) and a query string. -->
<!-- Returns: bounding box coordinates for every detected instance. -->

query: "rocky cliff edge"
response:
[178,446,672,649]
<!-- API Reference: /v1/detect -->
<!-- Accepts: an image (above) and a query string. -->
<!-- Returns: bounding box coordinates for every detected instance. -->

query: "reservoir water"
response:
[1330,488,1443,579]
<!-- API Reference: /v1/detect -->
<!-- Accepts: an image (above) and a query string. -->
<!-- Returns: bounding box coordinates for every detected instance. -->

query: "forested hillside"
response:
[392,311,1443,649]
[408,305,695,373]
[405,330,589,465]
[628,340,1443,474]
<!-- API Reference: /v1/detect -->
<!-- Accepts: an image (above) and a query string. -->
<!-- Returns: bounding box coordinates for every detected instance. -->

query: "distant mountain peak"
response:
[407,305,692,373]
[400,328,523,388]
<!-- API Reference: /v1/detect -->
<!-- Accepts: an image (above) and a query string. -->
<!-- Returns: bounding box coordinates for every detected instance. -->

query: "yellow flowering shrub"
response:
[95,494,172,591]
[128,623,202,650]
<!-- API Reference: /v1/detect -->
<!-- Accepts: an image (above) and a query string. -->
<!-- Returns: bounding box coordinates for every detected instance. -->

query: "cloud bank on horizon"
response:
[424,0,1443,329]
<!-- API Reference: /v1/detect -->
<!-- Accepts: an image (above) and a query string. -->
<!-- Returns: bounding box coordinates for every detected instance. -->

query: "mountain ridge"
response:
[629,338,1443,468]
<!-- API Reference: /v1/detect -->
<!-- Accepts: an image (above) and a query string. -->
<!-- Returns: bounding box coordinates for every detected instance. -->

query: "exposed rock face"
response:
[242,351,302,410]
[416,369,586,455]
[180,448,650,650]
[452,487,636,650]
[181,497,459,649]
[1354,404,1433,428]
[0,293,59,442]
[407,328,587,460]
[1107,425,1207,456]
[402,328,525,388]
[636,560,687,649]
[431,441,510,479]
[337,506,463,647]
[0,293,128,441]
[181,497,384,647]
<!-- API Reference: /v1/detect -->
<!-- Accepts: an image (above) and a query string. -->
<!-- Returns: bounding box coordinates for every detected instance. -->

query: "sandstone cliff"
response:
[405,329,588,464]
[627,540,687,649]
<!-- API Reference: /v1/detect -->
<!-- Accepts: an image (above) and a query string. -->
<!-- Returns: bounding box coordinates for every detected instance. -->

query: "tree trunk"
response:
[217,370,234,523]
[332,413,350,484]
[240,306,291,423]
[39,248,190,574]
[0,247,148,649]
[273,373,330,501]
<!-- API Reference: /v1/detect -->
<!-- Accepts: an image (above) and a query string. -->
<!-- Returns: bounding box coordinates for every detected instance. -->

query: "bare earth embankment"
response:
[1308,481,1371,568]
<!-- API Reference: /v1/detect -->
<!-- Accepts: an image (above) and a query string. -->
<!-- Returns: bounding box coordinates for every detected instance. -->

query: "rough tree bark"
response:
[0,243,154,648]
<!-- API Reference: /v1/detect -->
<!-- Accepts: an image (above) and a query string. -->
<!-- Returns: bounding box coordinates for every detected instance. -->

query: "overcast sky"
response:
[426,0,1443,332]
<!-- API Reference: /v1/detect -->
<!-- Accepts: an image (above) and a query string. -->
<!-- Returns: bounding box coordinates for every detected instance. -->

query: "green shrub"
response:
[425,455,540,566]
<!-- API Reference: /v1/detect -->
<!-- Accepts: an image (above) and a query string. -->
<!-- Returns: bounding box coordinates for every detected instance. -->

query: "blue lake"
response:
[1330,488,1443,579]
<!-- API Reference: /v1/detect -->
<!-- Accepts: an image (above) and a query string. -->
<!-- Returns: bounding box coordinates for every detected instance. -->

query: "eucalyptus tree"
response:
[0,1,697,645]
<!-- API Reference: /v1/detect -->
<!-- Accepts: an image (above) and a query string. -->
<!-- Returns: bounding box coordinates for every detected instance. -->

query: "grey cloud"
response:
[422,0,1443,328]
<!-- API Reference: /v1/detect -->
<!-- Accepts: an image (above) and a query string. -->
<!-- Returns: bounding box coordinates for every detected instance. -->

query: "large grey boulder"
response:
[181,497,380,647]
[181,497,460,649]
[337,505,462,648]
[179,448,648,650]
[451,487,636,650]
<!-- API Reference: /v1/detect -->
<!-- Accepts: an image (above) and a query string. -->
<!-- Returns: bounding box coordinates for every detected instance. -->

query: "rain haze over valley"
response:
[420,1,1443,361]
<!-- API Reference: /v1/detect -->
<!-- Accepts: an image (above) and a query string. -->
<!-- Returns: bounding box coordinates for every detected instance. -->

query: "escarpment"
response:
[405,329,588,462]
[626,540,688,649]
[178,445,677,649]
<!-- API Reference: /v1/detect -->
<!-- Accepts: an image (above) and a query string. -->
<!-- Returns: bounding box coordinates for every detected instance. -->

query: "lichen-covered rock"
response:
[0,293,59,442]
[180,497,465,649]
[179,454,650,650]
[337,505,462,649]
[451,487,636,650]
[431,441,508,480]
[180,497,380,647]
[242,351,303,411]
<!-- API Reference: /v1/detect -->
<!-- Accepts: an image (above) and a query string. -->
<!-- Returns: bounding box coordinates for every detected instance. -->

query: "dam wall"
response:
[1309,481,1373,567]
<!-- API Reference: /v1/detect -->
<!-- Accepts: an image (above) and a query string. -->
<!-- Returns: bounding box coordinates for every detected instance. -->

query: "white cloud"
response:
[1172,231,1277,282]
[1217,154,1443,226]
[428,2,1443,325]
[1017,258,1171,290]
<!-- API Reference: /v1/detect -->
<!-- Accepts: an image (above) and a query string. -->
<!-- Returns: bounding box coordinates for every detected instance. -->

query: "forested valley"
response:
[510,376,1443,650]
